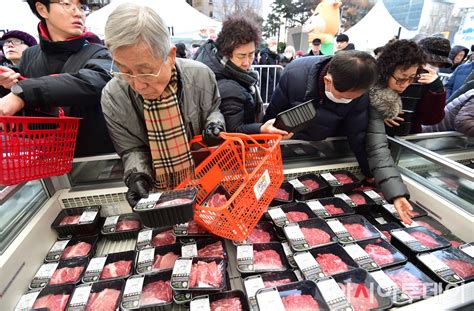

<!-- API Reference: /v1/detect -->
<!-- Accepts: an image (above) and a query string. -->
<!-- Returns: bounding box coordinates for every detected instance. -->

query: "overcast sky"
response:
[261,0,273,19]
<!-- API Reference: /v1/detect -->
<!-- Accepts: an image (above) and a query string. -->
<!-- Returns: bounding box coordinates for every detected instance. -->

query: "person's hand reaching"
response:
[260,118,293,139]
[393,197,415,225]
[126,173,153,207]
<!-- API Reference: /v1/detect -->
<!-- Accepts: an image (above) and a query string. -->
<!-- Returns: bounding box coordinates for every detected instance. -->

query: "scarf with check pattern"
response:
[143,68,194,190]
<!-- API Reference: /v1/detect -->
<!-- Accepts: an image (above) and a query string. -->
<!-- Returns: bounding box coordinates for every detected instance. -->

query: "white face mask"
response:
[325,90,353,104]
[284,52,293,59]
[269,45,278,53]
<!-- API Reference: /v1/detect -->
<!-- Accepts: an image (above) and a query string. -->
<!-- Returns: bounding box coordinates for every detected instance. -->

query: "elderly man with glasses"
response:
[101,3,225,207]
[0,0,114,157]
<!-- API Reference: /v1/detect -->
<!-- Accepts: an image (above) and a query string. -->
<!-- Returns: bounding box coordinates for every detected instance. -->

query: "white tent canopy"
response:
[86,0,222,40]
[0,1,39,38]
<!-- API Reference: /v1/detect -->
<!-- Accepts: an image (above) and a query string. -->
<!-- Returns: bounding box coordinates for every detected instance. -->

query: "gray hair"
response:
[104,2,171,61]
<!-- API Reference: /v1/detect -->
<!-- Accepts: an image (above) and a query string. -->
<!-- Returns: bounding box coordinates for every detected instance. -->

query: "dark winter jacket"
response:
[194,40,263,134]
[445,61,473,98]
[423,88,474,137]
[439,45,469,74]
[16,23,114,157]
[263,56,371,176]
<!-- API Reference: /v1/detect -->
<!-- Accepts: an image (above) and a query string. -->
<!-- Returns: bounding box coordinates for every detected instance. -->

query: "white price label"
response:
[294,252,319,271]
[15,291,41,310]
[327,219,347,233]
[86,256,108,273]
[237,245,254,260]
[370,270,398,291]
[256,289,286,311]
[182,243,198,258]
[343,244,370,260]
[79,210,97,223]
[365,190,382,200]
[69,285,92,306]
[138,192,163,205]
[383,204,397,214]
[124,276,144,296]
[254,170,271,201]
[284,224,305,240]
[317,278,347,304]
[104,215,120,227]
[418,253,451,272]
[190,297,211,311]
[460,245,474,258]
[281,241,293,256]
[268,208,287,220]
[375,217,388,225]
[172,259,193,275]
[391,230,418,243]
[244,276,265,297]
[403,220,420,228]
[307,200,326,212]
[321,173,337,181]
[34,263,59,279]
[137,229,153,243]
[138,248,155,263]
[335,193,352,202]
[288,178,306,189]
[50,240,70,252]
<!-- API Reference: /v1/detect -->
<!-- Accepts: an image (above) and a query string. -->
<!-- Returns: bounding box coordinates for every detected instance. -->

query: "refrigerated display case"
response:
[0,134,472,310]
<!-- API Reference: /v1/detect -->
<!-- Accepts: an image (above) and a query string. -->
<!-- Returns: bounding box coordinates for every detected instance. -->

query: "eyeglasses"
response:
[391,74,419,86]
[2,39,24,47]
[109,60,166,83]
[50,0,88,13]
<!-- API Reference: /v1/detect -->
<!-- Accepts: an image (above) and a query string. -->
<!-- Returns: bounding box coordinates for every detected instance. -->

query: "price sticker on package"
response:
[190,296,211,311]
[136,229,153,249]
[122,276,144,309]
[321,173,341,186]
[171,258,193,290]
[256,288,286,311]
[418,253,462,282]
[327,219,353,243]
[307,200,330,217]
[364,190,384,203]
[31,262,59,289]
[284,224,309,251]
[182,243,198,258]
[136,192,162,210]
[47,239,70,261]
[317,278,352,310]
[343,243,379,270]
[15,291,41,310]
[237,244,254,272]
[79,210,98,223]
[281,241,296,267]
[103,215,120,232]
[335,193,356,207]
[460,244,474,258]
[288,178,306,189]
[268,208,288,226]
[383,204,399,218]
[137,248,155,273]
[391,229,427,251]
[83,256,108,283]
[294,252,325,281]
[69,285,92,310]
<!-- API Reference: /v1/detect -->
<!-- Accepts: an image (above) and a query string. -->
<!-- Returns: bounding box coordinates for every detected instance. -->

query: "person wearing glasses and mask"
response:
[0,0,114,157]
[194,14,290,137]
[101,3,225,207]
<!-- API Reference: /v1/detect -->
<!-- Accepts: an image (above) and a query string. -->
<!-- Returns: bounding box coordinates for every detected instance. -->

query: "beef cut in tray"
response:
[85,288,121,311]
[100,260,132,279]
[33,294,70,311]
[140,280,173,306]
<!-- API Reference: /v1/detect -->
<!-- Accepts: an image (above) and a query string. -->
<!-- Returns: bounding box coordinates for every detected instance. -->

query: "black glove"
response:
[202,122,225,146]
[125,173,153,207]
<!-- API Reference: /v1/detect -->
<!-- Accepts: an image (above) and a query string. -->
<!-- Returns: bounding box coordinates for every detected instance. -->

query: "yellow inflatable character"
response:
[302,0,341,55]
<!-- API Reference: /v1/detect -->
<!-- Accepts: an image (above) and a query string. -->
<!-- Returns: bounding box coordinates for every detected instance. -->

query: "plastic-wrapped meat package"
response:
[152,230,176,246]
[410,231,439,248]
[386,270,426,299]
[33,294,70,311]
[301,227,331,246]
[334,173,353,184]
[253,249,284,270]
[49,266,84,285]
[208,193,227,208]
[324,204,344,215]
[61,242,91,259]
[381,231,391,242]
[85,288,121,311]
[275,188,290,200]
[315,253,348,275]
[415,221,442,235]
[301,179,320,191]
[189,261,223,288]
[340,283,379,311]
[343,224,373,240]
[59,215,81,226]
[364,244,394,266]
[101,260,132,279]
[153,252,179,270]
[263,278,292,287]
[116,219,140,231]
[442,259,474,279]
[188,221,208,234]
[281,294,320,311]
[210,297,243,311]
[140,280,173,306]
[286,211,309,222]
[198,241,224,258]
[247,228,271,243]
[156,198,193,208]
[348,193,366,205]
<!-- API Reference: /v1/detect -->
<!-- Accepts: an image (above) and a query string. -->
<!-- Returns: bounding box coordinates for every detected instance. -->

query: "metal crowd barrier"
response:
[252,65,285,106]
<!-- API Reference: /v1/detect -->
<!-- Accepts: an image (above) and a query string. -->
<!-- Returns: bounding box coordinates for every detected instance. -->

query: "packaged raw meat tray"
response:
[203,184,231,208]
[320,170,360,194]
[328,215,380,244]
[133,188,197,228]
[390,227,450,259]
[136,227,176,251]
[357,238,407,269]
[136,244,181,274]
[194,238,227,259]
[237,242,288,274]
[287,173,330,200]
[173,220,211,237]
[283,218,337,252]
[45,235,98,262]
[417,247,474,286]
[345,191,377,214]
[270,181,294,206]
[101,213,142,240]
[309,243,358,277]
[381,200,427,222]
[233,221,278,245]
[374,222,402,242]
[334,268,392,311]
[17,284,75,311]
[82,250,135,283]
[256,280,329,311]
[69,279,124,311]
[305,197,355,218]
[384,262,436,302]
[266,202,316,228]
[171,257,226,291]
[190,290,250,311]
[121,270,173,310]
[30,257,88,290]
[51,206,101,237]
[409,215,449,236]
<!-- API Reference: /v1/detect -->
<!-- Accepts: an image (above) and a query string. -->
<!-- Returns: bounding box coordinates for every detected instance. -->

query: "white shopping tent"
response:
[0,1,39,38]
[86,0,222,41]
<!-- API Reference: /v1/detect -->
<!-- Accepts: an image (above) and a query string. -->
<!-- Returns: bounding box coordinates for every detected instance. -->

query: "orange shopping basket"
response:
[178,132,284,241]
[0,108,80,185]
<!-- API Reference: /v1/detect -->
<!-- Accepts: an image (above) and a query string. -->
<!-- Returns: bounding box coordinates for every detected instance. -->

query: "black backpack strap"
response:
[61,43,108,73]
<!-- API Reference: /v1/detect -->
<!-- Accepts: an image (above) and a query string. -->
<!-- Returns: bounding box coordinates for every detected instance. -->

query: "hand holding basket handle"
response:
[126,173,153,207]
[202,121,225,146]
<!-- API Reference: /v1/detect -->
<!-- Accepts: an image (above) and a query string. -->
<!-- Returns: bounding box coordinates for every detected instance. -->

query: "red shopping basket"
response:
[177,132,284,241]
[0,109,80,185]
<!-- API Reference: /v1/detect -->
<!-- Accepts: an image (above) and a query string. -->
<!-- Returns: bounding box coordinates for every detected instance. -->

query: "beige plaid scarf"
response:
[143,68,194,190]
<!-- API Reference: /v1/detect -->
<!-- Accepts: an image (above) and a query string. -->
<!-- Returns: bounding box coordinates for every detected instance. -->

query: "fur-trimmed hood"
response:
[369,86,402,119]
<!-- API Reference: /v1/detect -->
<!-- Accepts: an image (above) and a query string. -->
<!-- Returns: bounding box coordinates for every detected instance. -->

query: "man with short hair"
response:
[101,3,225,206]
[335,33,354,52]
[306,38,323,56]
[0,0,114,157]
